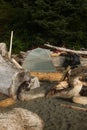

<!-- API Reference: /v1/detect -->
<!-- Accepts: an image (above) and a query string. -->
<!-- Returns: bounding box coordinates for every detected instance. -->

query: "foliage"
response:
[0,0,87,53]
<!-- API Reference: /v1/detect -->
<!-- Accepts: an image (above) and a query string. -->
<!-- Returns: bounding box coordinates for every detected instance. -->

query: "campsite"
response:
[0,42,87,130]
[0,1,87,129]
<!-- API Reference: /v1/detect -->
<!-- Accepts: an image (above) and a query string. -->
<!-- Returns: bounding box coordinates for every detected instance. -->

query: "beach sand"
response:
[0,82,87,130]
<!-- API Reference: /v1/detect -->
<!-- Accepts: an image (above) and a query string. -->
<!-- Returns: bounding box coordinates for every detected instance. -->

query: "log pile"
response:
[0,41,87,130]
[47,66,87,105]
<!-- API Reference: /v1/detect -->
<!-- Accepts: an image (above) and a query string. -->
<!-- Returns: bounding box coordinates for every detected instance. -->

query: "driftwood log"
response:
[18,67,70,101]
[30,71,63,81]
[18,86,47,101]
[45,44,87,55]
[30,66,70,82]
[0,55,30,99]
[60,104,87,111]
[47,66,87,105]
[0,108,44,130]
[18,80,54,101]
[73,96,87,105]
[0,97,16,107]
[45,44,87,66]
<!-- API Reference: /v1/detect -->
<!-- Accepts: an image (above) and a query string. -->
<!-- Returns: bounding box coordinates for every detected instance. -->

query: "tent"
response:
[22,48,56,72]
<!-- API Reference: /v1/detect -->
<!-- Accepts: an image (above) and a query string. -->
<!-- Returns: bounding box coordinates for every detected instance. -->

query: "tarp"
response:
[22,48,56,72]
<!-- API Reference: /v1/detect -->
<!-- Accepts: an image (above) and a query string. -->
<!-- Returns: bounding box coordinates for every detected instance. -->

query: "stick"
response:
[60,103,87,112]
[60,65,71,81]
[8,31,13,59]
[11,58,23,69]
[45,44,87,55]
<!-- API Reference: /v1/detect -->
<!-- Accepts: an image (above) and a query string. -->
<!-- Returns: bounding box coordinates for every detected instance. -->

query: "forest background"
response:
[0,0,87,53]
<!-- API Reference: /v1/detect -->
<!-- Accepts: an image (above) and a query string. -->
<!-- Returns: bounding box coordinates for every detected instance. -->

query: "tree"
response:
[0,0,87,53]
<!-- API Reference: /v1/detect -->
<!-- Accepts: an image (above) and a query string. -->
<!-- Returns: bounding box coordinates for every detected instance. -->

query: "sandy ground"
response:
[0,82,87,130]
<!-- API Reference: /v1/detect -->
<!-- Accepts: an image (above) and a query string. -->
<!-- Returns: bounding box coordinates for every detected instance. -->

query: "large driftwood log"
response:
[0,55,30,99]
[18,86,47,101]
[18,80,54,101]
[30,71,63,81]
[0,108,44,130]
[30,66,70,82]
[45,44,87,55]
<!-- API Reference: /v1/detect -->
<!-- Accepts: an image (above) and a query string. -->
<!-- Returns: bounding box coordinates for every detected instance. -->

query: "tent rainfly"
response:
[22,48,56,72]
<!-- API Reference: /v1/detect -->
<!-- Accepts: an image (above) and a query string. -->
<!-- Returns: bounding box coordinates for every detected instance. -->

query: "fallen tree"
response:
[45,44,87,55]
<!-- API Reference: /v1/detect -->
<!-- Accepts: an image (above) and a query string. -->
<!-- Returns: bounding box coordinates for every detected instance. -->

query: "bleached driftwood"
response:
[73,96,87,105]
[45,44,87,55]
[0,108,44,130]
[11,58,23,69]
[12,51,26,65]
[47,66,87,105]
[8,31,13,59]
[54,81,69,90]
[0,43,7,56]
[80,57,87,66]
[0,55,30,99]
